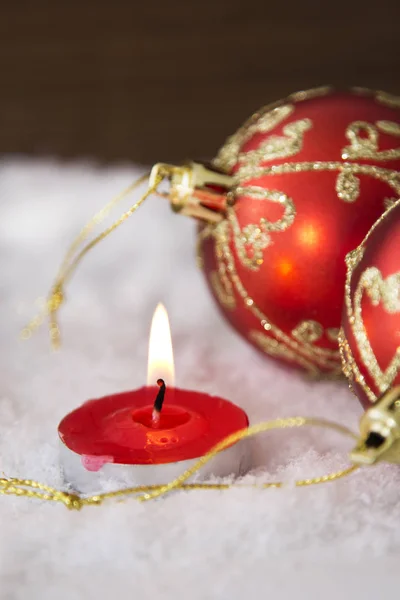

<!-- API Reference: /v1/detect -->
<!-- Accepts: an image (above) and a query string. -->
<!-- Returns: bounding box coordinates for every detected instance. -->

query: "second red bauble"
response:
[198,87,400,377]
[340,200,400,408]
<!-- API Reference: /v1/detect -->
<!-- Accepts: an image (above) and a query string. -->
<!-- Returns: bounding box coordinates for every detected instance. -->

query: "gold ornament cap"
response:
[149,161,233,223]
[351,385,400,465]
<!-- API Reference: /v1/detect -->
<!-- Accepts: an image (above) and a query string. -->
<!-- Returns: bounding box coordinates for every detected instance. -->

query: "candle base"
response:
[58,387,250,493]
[59,439,252,494]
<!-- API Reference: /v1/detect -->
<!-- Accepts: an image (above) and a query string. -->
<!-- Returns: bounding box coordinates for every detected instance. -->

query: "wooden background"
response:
[1,1,399,165]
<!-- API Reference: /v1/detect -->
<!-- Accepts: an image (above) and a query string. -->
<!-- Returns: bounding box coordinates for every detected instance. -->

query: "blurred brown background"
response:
[1,1,399,165]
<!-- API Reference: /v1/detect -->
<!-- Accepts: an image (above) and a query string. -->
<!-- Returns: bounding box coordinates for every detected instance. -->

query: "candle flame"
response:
[147,303,175,387]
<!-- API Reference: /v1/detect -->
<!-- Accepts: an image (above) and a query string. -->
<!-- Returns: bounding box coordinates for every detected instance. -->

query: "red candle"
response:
[58,305,249,492]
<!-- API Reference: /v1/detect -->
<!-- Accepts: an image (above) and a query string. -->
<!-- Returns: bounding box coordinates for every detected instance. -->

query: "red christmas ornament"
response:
[27,87,400,381]
[196,87,400,377]
[339,200,400,409]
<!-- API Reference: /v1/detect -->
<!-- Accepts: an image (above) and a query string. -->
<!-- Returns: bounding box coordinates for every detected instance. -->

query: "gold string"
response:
[0,417,359,510]
[136,417,358,502]
[21,171,162,349]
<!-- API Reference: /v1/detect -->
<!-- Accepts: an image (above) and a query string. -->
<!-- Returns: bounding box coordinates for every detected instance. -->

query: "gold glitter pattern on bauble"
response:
[326,328,340,343]
[292,320,324,344]
[384,198,400,210]
[292,321,340,348]
[352,267,400,394]
[231,187,296,270]
[376,91,400,109]
[236,162,400,204]
[342,199,400,400]
[238,119,312,166]
[376,120,400,136]
[250,330,319,374]
[360,267,400,314]
[210,269,236,310]
[342,121,400,161]
[335,166,360,202]
[288,86,333,102]
[214,104,294,172]
[338,328,376,402]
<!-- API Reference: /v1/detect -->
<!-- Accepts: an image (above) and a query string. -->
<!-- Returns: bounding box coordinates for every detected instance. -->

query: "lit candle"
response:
[59,304,250,492]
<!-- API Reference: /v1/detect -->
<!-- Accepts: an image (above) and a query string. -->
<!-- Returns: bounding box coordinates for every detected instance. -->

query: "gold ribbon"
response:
[0,417,359,510]
[21,171,162,349]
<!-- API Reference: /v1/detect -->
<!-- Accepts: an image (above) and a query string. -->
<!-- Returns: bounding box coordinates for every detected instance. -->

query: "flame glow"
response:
[147,303,175,387]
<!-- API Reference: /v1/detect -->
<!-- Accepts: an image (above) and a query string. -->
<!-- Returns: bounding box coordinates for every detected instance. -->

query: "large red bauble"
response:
[339,200,400,408]
[198,87,400,377]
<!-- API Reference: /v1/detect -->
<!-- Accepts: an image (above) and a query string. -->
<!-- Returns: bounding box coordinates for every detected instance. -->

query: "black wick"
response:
[152,378,166,424]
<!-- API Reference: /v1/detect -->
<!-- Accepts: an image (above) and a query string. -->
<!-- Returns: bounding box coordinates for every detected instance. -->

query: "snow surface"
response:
[1,160,399,600]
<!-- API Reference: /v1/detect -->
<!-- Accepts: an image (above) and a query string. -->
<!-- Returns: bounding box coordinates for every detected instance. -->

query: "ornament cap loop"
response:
[351,385,400,465]
[150,161,233,223]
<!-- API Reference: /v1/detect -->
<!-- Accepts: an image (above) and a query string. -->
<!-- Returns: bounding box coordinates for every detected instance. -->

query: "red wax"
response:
[58,387,249,468]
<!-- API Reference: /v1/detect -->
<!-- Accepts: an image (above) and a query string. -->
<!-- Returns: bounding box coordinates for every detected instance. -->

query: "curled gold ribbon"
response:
[21,171,162,349]
[0,417,359,510]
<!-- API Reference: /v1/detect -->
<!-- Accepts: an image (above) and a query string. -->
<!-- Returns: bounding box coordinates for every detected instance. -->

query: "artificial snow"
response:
[1,160,399,599]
